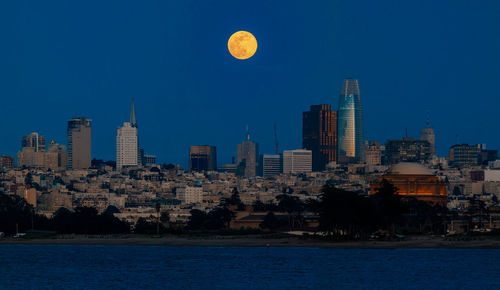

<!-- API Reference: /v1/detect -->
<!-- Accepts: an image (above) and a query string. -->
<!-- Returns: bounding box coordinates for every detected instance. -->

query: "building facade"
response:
[449,144,480,168]
[68,117,92,169]
[0,156,14,169]
[22,132,46,152]
[189,145,217,172]
[337,78,363,162]
[303,104,337,171]
[420,126,436,157]
[283,149,312,174]
[370,162,447,206]
[261,154,282,178]
[385,138,431,165]
[237,130,259,177]
[176,186,203,204]
[362,141,385,166]
[116,122,139,169]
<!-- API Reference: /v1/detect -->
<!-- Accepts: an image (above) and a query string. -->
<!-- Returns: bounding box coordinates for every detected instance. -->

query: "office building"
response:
[68,117,92,169]
[420,125,436,157]
[449,144,480,168]
[116,122,138,169]
[337,78,363,162]
[142,154,157,167]
[237,129,259,177]
[385,138,432,164]
[303,104,337,171]
[283,149,312,174]
[261,154,282,177]
[189,145,217,172]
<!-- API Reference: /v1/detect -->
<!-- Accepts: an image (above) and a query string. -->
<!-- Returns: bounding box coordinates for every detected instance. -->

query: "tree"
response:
[260,212,285,230]
[187,209,207,230]
[276,194,304,230]
[372,179,405,230]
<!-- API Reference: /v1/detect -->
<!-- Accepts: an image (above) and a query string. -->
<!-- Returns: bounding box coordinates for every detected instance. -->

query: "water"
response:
[1,245,499,289]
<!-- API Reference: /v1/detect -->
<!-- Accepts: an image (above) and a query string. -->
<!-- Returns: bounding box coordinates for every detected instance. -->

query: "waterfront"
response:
[1,245,500,289]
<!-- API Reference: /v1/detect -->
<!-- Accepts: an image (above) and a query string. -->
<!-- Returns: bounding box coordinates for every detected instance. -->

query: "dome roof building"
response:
[370,162,447,206]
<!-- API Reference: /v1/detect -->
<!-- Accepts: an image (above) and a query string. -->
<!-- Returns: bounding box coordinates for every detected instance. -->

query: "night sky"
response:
[1,1,499,167]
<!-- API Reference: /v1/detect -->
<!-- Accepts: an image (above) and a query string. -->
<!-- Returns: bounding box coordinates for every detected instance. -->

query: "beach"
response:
[2,235,500,248]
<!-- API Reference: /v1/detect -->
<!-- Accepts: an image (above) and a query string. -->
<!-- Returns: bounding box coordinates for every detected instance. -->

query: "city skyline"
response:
[1,1,499,167]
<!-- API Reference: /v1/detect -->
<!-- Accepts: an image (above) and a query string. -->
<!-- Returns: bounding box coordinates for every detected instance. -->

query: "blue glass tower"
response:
[337,78,363,160]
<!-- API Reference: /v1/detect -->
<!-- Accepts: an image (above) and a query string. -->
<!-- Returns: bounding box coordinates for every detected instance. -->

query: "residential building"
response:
[116,122,138,169]
[0,156,15,169]
[176,186,203,204]
[22,132,46,152]
[68,117,92,169]
[362,141,384,166]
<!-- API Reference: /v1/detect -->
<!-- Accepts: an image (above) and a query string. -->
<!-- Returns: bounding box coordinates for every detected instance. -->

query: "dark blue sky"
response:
[1,1,499,167]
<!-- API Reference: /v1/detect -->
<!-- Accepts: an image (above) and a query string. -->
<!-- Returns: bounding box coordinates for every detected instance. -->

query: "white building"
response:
[116,122,138,169]
[177,186,203,204]
[283,149,312,174]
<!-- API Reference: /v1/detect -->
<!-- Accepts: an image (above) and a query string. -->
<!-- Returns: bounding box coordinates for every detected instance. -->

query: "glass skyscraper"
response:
[337,78,363,160]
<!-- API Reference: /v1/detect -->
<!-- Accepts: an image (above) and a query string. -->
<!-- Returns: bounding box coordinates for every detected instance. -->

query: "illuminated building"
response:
[237,128,259,177]
[116,122,138,169]
[337,78,363,162]
[370,162,447,206]
[303,104,337,171]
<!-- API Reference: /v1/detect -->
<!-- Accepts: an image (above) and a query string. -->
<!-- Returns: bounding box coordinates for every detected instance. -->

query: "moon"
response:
[228,31,257,60]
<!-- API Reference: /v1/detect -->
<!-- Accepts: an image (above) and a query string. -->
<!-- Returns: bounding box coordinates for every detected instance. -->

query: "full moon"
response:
[227,31,257,60]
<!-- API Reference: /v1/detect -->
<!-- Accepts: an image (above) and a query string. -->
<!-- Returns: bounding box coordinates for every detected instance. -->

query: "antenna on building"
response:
[274,122,279,154]
[246,125,250,141]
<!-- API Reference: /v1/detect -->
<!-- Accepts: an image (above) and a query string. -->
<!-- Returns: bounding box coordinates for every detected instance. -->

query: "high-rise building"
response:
[261,154,282,177]
[130,97,141,166]
[47,140,68,170]
[449,144,480,168]
[337,78,363,162]
[189,145,217,172]
[68,117,92,169]
[283,149,312,174]
[303,104,337,171]
[22,132,46,152]
[237,128,259,177]
[385,138,432,164]
[420,121,436,157]
[116,122,138,169]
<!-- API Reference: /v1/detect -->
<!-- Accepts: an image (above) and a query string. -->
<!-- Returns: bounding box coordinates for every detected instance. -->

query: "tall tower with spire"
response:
[130,97,137,128]
[337,78,363,162]
[237,127,259,177]
[420,112,436,157]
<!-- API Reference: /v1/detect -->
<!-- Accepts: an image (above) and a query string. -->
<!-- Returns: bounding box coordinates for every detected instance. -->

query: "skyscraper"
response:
[116,122,138,169]
[303,104,337,171]
[420,118,436,157]
[385,137,431,164]
[237,128,259,177]
[261,154,282,177]
[189,145,217,172]
[337,78,363,162]
[68,117,92,169]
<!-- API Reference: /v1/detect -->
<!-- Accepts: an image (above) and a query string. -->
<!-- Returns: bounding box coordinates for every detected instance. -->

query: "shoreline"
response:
[2,235,500,249]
